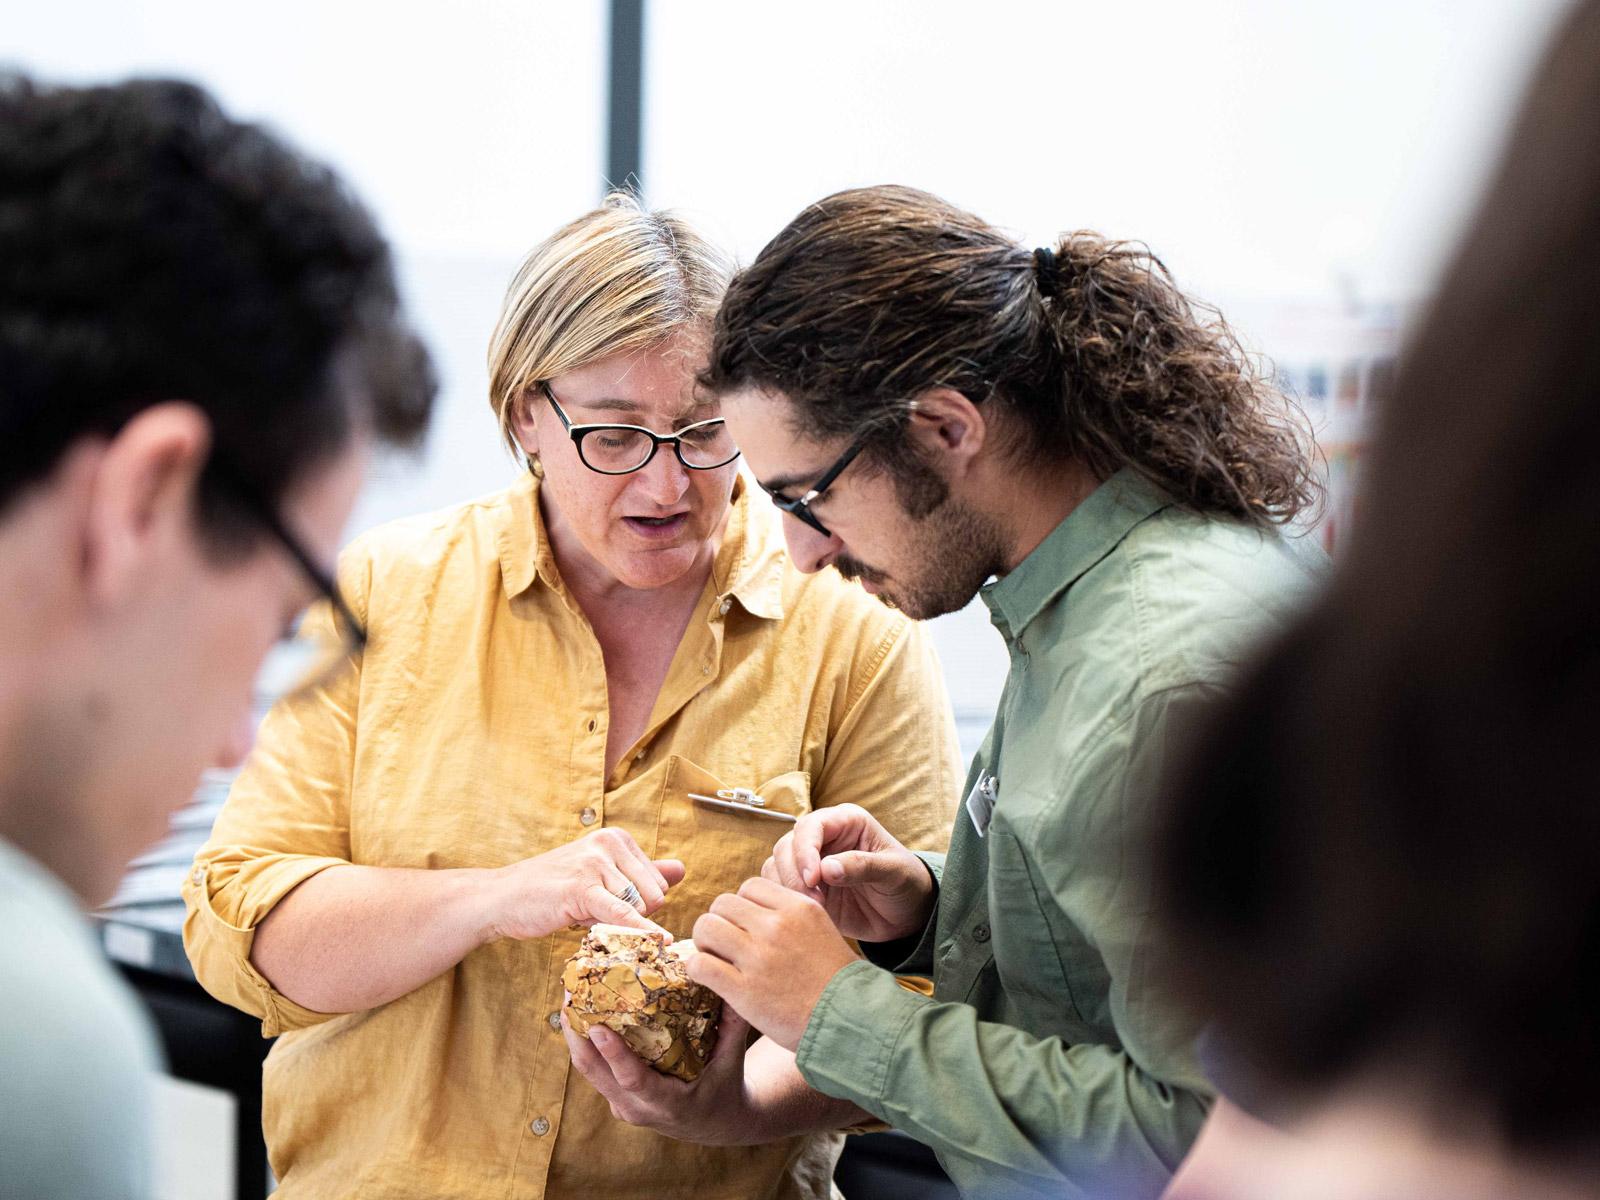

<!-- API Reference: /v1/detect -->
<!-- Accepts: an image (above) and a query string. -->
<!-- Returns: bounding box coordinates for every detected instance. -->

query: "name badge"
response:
[965,772,998,838]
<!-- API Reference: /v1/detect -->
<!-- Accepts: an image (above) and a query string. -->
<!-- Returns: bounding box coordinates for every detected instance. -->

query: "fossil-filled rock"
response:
[562,924,722,1081]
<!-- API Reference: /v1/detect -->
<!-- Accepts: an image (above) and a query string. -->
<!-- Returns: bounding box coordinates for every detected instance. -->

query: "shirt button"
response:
[719,598,732,615]
[548,1011,563,1031]
[530,1116,551,1136]
[580,807,598,826]
[189,867,204,885]
[701,664,711,675]
[973,923,991,944]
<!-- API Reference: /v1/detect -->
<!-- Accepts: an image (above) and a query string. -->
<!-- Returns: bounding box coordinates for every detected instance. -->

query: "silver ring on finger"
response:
[613,881,643,910]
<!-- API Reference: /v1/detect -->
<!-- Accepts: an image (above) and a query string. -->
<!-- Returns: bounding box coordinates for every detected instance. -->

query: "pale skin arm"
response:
[252,827,685,1015]
[741,1036,874,1140]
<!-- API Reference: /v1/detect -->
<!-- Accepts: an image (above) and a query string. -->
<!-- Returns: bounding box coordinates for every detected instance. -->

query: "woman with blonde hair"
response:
[183,194,958,1199]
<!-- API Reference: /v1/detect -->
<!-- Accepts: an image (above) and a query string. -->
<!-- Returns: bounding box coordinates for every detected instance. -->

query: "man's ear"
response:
[80,402,213,610]
[904,387,987,479]
[508,390,541,460]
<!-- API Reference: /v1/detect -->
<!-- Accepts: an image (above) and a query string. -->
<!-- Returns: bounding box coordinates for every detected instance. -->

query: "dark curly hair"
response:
[0,73,434,547]
[702,185,1318,526]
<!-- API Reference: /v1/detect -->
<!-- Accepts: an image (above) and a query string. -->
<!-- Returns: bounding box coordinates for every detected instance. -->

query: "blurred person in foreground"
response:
[1153,4,1600,1198]
[182,194,959,1199]
[0,74,434,1198]
[613,184,1325,1199]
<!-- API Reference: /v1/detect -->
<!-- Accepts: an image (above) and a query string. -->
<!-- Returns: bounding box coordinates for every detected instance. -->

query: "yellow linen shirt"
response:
[182,472,960,1200]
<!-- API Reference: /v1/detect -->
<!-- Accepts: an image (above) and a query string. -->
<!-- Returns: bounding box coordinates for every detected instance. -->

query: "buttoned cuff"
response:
[182,856,348,1037]
[859,852,943,976]
[795,959,930,1115]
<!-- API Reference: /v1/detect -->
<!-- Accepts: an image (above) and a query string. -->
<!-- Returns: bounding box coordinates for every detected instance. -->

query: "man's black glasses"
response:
[759,435,869,538]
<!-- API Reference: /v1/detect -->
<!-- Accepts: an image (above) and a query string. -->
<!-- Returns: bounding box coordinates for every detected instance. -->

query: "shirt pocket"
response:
[985,825,1095,1029]
[651,756,810,938]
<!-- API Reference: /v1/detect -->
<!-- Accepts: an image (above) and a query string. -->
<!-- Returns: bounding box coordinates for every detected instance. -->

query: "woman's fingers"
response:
[581,829,667,913]
[618,836,670,892]
[586,882,665,933]
[653,858,687,887]
[611,859,665,913]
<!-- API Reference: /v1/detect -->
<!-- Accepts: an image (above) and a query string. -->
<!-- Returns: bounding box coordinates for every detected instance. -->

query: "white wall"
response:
[3,2,608,259]
[3,0,1573,723]
[4,0,616,530]
[645,0,1568,303]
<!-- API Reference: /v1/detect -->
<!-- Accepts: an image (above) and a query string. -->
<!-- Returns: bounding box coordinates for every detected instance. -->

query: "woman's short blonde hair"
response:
[488,192,734,456]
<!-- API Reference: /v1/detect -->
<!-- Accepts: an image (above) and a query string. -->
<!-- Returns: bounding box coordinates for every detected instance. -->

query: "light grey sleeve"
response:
[0,923,161,1200]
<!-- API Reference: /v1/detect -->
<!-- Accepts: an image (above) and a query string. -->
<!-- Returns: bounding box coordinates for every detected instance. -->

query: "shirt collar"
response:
[980,467,1170,639]
[496,470,786,620]
[495,469,557,600]
[711,472,787,620]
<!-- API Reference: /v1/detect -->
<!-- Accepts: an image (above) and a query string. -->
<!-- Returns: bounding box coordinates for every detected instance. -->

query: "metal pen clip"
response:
[687,788,798,823]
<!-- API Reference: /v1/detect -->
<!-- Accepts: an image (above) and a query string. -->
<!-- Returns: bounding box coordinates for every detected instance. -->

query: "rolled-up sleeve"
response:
[181,547,371,1037]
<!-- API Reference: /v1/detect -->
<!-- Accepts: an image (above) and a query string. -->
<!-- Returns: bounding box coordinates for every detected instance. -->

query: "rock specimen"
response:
[562,924,722,1082]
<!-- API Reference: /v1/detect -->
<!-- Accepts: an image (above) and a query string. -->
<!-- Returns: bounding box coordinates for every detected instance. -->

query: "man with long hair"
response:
[674,188,1324,1198]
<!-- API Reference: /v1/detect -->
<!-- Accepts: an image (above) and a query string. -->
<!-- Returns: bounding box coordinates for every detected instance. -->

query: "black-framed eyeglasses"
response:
[543,383,740,475]
[759,435,869,538]
[209,455,367,698]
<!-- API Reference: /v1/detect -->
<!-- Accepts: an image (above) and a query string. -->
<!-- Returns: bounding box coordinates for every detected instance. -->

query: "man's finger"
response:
[792,805,874,888]
[789,812,830,889]
[768,833,799,884]
[705,891,767,934]
[819,849,904,888]
[736,874,807,909]
[770,836,825,901]
[686,945,739,996]
[691,911,747,963]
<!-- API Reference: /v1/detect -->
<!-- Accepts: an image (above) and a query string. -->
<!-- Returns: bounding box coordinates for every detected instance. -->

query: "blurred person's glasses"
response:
[209,456,367,701]
[757,435,869,538]
[543,383,740,475]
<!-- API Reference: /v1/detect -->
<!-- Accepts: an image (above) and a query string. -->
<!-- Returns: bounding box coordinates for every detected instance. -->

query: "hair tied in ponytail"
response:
[1032,245,1065,298]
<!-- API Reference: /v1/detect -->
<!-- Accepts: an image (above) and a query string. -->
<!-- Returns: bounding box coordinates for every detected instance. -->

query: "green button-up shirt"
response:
[795,469,1323,1199]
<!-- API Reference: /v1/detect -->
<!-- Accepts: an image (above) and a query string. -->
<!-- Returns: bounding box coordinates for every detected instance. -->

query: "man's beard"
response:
[836,463,1008,620]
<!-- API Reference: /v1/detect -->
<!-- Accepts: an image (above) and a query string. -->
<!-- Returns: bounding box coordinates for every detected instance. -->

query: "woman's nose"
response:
[636,447,692,504]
